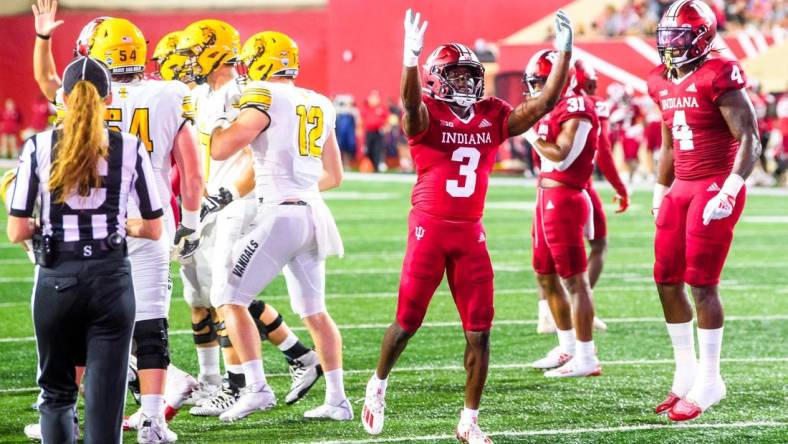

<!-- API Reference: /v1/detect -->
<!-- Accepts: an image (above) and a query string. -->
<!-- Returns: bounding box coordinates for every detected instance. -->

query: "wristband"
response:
[403,53,419,68]
[720,173,744,197]
[182,208,199,230]
[36,33,51,40]
[652,183,669,210]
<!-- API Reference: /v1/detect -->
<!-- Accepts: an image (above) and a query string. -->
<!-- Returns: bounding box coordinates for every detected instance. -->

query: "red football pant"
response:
[532,187,592,279]
[586,185,607,240]
[396,209,495,332]
[622,137,640,160]
[645,121,662,152]
[654,175,746,287]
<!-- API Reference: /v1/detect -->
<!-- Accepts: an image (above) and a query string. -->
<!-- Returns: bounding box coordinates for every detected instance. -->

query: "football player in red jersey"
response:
[523,50,601,379]
[361,9,573,443]
[648,0,761,421]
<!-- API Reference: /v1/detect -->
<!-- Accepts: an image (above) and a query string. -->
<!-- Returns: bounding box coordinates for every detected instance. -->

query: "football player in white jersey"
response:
[209,31,349,422]
[176,20,322,416]
[31,4,203,442]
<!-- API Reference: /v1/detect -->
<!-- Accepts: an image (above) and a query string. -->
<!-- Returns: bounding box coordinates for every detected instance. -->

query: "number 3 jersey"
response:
[647,57,747,180]
[238,81,336,202]
[408,95,513,222]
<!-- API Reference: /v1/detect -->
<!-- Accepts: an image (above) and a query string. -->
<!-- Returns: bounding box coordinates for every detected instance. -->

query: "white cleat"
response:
[218,385,276,422]
[285,351,323,405]
[189,389,237,417]
[124,409,143,431]
[164,365,199,410]
[137,414,177,444]
[303,399,353,421]
[183,381,221,407]
[531,346,573,370]
[544,357,602,378]
[593,316,608,332]
[456,418,493,444]
[361,386,386,435]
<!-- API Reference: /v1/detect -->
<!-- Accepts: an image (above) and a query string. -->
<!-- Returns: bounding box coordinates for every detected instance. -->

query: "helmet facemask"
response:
[431,64,484,108]
[657,25,709,71]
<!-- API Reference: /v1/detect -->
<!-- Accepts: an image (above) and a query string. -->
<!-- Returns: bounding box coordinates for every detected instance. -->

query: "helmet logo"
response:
[122,36,132,43]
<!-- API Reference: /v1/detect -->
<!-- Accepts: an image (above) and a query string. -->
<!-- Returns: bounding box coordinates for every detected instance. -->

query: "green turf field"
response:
[1,174,786,443]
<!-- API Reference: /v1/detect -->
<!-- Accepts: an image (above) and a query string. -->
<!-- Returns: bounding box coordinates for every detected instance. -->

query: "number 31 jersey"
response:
[238,81,336,202]
[647,57,747,180]
[408,95,512,222]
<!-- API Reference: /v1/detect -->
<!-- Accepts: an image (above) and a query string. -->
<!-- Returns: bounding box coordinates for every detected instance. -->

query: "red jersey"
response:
[647,57,747,180]
[535,94,599,189]
[587,95,627,196]
[408,95,512,222]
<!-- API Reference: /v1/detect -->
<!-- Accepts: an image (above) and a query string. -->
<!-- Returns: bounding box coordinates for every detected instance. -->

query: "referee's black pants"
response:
[33,254,135,444]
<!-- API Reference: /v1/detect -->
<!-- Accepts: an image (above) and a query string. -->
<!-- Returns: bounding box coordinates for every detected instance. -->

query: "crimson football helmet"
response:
[522,49,575,97]
[422,43,484,107]
[656,0,717,70]
[572,58,597,96]
[74,16,112,57]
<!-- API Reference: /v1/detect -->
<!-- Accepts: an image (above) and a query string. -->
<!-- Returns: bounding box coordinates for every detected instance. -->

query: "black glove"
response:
[200,187,235,222]
[173,225,200,261]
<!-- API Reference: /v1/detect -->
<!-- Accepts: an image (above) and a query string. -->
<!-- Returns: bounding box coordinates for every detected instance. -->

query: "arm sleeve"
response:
[595,118,627,196]
[131,142,164,220]
[711,60,748,103]
[9,138,39,217]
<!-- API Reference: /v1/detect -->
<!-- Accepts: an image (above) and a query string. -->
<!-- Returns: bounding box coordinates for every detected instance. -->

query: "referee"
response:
[5,56,163,444]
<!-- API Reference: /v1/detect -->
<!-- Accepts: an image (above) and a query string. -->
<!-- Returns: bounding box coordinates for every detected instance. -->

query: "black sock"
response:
[283,341,311,361]
[227,371,246,393]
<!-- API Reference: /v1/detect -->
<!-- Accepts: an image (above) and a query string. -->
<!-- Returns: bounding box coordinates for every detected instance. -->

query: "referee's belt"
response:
[54,235,127,260]
[258,198,307,206]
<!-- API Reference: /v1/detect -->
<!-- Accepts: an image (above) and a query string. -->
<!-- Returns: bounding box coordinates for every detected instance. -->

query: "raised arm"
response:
[32,0,65,101]
[401,9,429,137]
[507,11,573,136]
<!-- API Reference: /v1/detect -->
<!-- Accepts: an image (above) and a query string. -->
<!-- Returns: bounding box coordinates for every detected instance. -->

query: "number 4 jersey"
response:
[408,95,512,222]
[647,57,747,180]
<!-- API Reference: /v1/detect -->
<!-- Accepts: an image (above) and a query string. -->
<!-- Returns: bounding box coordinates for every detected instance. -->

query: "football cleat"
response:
[544,357,602,378]
[593,316,608,332]
[183,381,221,406]
[285,350,323,405]
[303,399,354,421]
[361,385,386,435]
[536,310,557,334]
[668,379,726,421]
[163,365,199,410]
[655,392,681,415]
[531,346,573,370]
[137,414,177,444]
[124,406,178,431]
[189,388,238,417]
[218,385,276,422]
[456,418,493,444]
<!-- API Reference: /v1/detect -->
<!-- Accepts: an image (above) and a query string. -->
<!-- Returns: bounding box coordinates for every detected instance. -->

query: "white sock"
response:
[367,373,388,396]
[696,327,723,384]
[556,328,576,355]
[140,394,163,418]
[575,340,595,363]
[460,407,479,424]
[324,368,346,405]
[226,364,243,375]
[277,332,299,351]
[197,346,221,384]
[538,300,551,319]
[666,321,698,396]
[241,359,267,391]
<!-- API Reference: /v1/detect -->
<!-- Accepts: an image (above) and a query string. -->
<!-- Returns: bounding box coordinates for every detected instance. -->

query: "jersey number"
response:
[446,147,481,198]
[730,65,744,84]
[106,108,154,153]
[295,105,325,157]
[566,97,586,112]
[671,110,694,151]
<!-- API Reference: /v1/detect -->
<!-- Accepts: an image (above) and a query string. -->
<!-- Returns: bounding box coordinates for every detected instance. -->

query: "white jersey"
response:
[238,81,336,202]
[191,77,252,196]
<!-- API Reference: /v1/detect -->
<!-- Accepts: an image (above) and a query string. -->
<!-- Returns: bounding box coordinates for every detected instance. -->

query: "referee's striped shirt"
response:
[9,129,163,242]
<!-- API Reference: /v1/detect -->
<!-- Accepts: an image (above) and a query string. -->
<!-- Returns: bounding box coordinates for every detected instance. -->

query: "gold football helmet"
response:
[240,31,299,81]
[177,19,239,83]
[152,31,191,82]
[88,18,147,75]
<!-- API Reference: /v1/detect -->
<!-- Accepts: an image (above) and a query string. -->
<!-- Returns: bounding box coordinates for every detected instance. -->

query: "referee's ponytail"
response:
[50,79,108,203]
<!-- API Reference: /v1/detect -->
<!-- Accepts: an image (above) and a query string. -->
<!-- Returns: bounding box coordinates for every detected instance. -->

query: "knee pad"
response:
[248,300,282,341]
[191,312,217,345]
[134,318,170,370]
[212,314,233,348]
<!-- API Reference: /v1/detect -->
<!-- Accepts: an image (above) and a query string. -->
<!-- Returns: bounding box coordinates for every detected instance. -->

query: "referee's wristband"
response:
[182,208,200,231]
[36,33,51,40]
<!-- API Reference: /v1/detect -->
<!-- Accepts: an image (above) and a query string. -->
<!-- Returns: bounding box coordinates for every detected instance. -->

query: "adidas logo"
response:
[479,118,492,128]
[659,89,668,96]
[686,83,697,93]
[706,182,720,192]
[478,232,486,243]
[546,200,555,210]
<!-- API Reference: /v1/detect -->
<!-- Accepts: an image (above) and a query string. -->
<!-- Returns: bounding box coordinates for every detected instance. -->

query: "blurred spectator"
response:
[21,94,53,141]
[0,98,21,158]
[334,94,362,169]
[473,38,497,63]
[773,92,788,185]
[360,90,390,172]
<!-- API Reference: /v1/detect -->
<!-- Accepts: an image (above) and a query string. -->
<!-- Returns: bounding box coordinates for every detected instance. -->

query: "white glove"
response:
[403,9,428,67]
[553,9,573,53]
[702,174,744,225]
[652,183,669,219]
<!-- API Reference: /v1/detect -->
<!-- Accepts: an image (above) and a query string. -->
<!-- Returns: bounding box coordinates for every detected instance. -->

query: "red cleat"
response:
[667,398,703,422]
[655,392,681,415]
[164,404,179,422]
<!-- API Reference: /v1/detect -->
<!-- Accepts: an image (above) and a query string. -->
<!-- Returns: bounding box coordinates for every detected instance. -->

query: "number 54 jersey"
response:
[409,95,513,222]
[647,57,747,180]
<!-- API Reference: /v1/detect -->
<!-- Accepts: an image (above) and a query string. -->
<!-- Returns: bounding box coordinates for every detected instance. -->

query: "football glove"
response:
[702,174,744,226]
[403,9,428,67]
[173,209,200,261]
[652,183,669,220]
[553,10,573,53]
[200,187,235,222]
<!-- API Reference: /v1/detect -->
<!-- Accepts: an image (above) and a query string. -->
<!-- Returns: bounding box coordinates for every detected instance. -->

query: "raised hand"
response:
[32,0,64,37]
[553,9,573,53]
[403,9,428,67]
